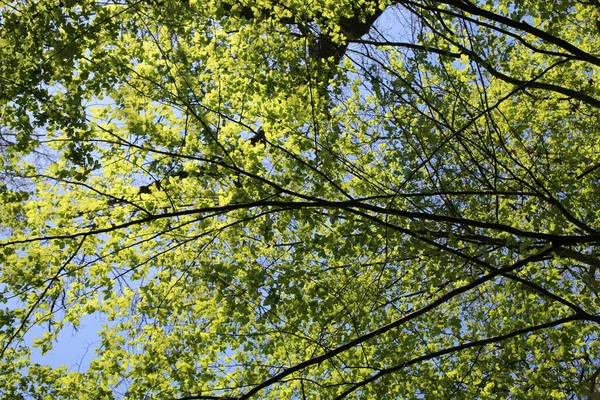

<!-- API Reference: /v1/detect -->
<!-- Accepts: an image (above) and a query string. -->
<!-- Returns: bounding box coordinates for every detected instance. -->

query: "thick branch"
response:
[4,198,600,247]
[334,314,586,399]
[221,1,384,65]
[236,247,556,399]
[433,0,600,67]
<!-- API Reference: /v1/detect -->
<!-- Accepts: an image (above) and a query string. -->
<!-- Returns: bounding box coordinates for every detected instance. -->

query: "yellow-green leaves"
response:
[1,0,600,399]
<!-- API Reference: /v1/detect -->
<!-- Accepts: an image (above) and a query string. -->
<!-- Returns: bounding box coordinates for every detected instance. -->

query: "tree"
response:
[1,0,599,398]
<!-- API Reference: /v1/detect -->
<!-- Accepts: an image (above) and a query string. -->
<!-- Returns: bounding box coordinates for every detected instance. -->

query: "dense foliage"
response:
[1,0,599,398]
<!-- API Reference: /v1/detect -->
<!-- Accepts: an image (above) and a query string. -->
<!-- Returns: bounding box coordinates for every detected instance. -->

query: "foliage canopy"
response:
[1,0,599,398]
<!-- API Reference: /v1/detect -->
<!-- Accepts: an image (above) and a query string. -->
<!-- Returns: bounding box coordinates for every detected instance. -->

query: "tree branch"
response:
[334,314,586,399]
[236,247,556,399]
